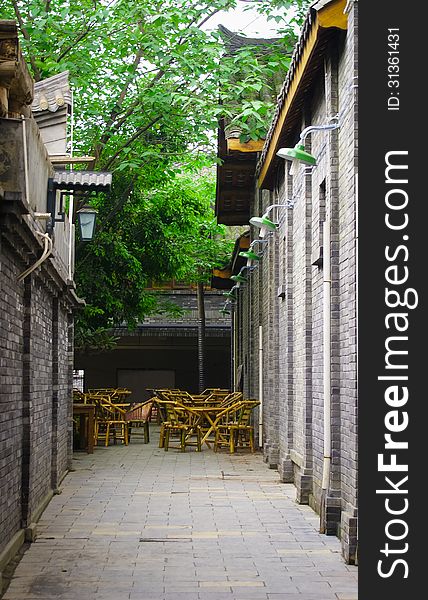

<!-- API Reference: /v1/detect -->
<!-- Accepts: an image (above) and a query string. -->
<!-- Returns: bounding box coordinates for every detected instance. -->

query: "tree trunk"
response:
[197,282,206,393]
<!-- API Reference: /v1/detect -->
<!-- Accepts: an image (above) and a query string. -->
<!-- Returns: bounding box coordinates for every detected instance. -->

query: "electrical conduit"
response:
[321,219,331,532]
[17,232,53,282]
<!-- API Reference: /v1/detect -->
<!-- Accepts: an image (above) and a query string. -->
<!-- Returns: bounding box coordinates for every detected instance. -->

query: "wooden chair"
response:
[158,401,202,452]
[125,400,153,443]
[214,400,260,453]
[91,395,129,447]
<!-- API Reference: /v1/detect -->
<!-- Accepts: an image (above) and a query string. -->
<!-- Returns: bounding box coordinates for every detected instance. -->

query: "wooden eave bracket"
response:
[0,21,34,117]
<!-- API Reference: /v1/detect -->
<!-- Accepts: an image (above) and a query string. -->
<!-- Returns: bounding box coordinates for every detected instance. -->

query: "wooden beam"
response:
[49,155,96,164]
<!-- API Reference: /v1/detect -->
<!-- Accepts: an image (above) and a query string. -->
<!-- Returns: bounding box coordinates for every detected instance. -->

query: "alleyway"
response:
[2,429,357,600]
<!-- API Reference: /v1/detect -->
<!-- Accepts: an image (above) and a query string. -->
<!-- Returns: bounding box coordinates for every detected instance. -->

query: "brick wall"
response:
[0,119,77,572]
[0,244,24,559]
[235,2,358,563]
[0,233,75,564]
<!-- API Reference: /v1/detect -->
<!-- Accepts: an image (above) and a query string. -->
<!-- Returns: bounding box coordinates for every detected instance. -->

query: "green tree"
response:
[3,0,310,349]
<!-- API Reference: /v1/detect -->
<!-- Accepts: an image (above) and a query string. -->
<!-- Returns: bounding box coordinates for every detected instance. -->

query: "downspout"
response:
[320,219,331,532]
[21,116,30,205]
[258,325,263,448]
[231,306,235,390]
[67,89,74,281]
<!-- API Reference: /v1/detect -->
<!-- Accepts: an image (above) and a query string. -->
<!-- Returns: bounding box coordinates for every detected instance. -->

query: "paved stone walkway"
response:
[3,428,358,600]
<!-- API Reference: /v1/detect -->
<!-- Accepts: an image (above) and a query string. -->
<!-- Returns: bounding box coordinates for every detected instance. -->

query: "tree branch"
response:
[103,116,163,170]
[11,0,42,81]
[56,25,94,61]
[95,48,145,153]
[94,4,222,160]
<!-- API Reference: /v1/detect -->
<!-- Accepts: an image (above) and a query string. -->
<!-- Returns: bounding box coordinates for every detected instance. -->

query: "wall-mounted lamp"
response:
[231,272,247,283]
[46,170,111,238]
[220,306,231,316]
[276,117,340,166]
[239,249,261,262]
[249,202,294,237]
[76,205,98,241]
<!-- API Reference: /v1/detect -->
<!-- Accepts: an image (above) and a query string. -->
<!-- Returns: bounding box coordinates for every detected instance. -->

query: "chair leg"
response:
[180,429,186,452]
[124,422,128,446]
[144,421,149,444]
[249,429,254,452]
[230,428,236,454]
[196,428,202,452]
[105,423,110,447]
[164,428,170,451]
[159,424,165,448]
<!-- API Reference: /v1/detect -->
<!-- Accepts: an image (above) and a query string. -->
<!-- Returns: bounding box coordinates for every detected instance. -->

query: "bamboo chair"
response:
[214,400,260,453]
[158,401,202,452]
[90,394,129,447]
[219,391,243,408]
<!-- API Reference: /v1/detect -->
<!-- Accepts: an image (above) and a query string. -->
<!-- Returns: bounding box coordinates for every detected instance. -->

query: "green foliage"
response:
[74,170,233,332]
[3,0,309,347]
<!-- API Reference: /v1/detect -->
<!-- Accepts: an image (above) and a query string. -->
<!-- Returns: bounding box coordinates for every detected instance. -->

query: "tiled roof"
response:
[32,71,71,113]
[255,10,316,176]
[255,0,347,181]
[218,24,281,55]
[53,170,112,190]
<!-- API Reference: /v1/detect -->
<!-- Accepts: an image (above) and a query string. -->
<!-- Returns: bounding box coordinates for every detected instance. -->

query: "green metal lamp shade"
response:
[220,308,231,315]
[223,291,237,299]
[276,143,317,166]
[231,274,247,283]
[249,216,277,231]
[239,250,261,261]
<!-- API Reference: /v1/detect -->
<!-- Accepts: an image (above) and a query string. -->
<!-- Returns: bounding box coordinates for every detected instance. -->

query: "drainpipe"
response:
[258,325,263,448]
[67,89,75,282]
[320,219,331,532]
[21,116,30,204]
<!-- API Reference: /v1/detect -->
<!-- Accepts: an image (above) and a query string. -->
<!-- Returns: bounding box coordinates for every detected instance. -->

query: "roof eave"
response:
[256,0,348,189]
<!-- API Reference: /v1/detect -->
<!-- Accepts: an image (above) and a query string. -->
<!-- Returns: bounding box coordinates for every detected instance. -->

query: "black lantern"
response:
[77,205,98,241]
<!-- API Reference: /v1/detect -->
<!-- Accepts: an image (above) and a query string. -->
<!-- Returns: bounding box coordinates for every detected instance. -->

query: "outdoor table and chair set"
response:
[72,387,260,455]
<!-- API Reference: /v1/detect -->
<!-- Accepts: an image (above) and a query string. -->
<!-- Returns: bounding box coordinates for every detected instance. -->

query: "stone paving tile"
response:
[1,428,358,600]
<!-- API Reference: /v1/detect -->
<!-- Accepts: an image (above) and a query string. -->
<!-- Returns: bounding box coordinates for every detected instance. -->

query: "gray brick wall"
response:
[0,250,74,560]
[28,279,53,518]
[0,243,24,557]
[235,3,358,564]
[1,178,75,564]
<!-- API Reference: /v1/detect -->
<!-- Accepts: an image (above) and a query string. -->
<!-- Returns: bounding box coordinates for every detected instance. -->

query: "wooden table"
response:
[73,403,95,453]
[184,404,241,447]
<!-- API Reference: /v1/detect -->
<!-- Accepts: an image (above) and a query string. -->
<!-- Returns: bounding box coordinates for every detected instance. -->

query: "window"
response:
[73,369,84,392]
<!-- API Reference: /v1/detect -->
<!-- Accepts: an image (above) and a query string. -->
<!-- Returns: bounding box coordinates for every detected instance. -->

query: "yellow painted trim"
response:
[227,139,265,153]
[318,0,348,30]
[257,0,348,188]
[213,268,232,279]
